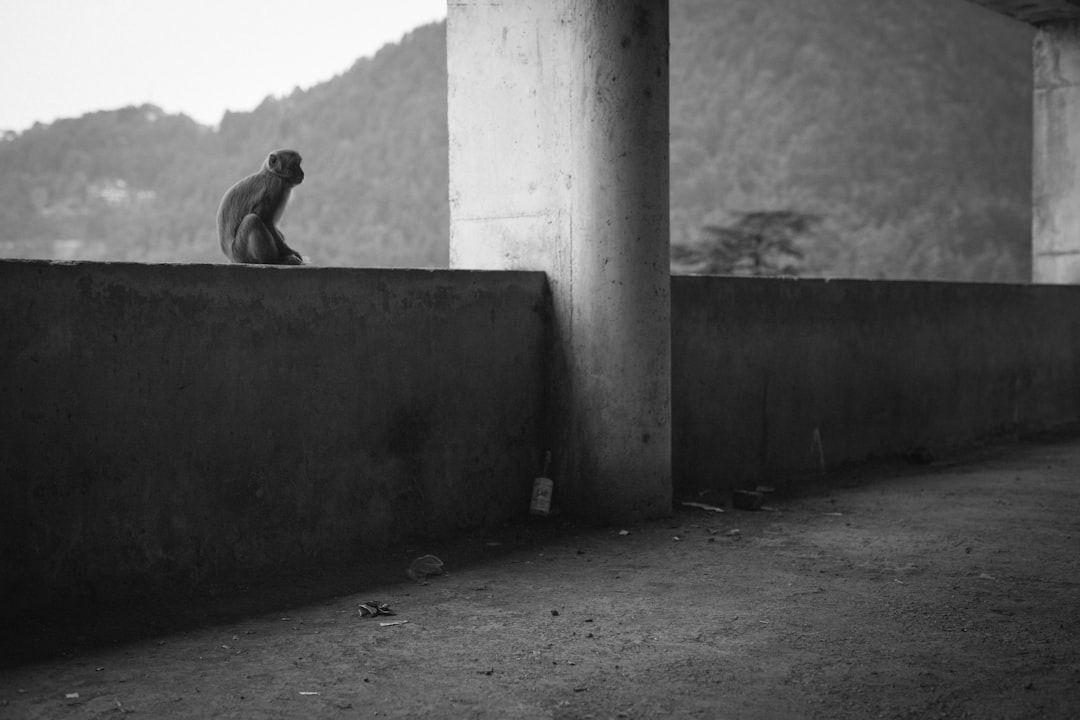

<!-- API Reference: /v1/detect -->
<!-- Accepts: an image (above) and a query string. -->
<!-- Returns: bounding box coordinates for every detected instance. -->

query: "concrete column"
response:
[1034,21,1080,283]
[447,0,671,521]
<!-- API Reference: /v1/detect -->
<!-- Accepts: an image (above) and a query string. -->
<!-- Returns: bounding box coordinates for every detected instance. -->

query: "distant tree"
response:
[671,210,817,276]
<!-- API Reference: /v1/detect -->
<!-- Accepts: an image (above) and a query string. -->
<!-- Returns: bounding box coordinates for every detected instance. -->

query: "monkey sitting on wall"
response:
[217,149,306,264]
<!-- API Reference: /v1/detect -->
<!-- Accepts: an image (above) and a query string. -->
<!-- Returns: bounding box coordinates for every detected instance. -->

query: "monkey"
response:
[217,149,306,264]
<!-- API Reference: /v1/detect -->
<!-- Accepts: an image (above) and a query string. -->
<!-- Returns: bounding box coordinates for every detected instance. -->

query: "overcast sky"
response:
[0,0,447,133]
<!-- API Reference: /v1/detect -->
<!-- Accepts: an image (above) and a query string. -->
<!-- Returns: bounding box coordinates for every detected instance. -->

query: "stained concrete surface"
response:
[0,262,547,611]
[2,431,1080,719]
[10,261,1080,614]
[672,276,1080,496]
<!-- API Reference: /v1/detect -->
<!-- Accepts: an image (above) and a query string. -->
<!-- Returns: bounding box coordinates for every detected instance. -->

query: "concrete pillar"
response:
[447,0,671,522]
[1034,21,1080,283]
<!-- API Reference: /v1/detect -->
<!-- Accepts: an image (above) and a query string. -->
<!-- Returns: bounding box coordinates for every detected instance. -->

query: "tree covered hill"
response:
[0,0,1034,280]
[669,0,1033,281]
[0,22,449,268]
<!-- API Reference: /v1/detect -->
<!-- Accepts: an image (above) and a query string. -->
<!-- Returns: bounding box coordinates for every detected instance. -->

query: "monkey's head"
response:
[264,149,304,186]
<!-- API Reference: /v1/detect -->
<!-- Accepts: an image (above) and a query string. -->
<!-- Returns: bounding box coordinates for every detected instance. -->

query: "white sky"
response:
[0,0,447,133]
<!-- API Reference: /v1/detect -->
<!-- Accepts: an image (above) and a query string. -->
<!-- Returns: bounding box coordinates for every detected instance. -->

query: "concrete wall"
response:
[7,262,1080,610]
[672,276,1080,495]
[0,261,547,609]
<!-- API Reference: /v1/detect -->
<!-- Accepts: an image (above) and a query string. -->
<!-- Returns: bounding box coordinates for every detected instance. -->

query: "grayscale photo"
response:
[1,1,1078,717]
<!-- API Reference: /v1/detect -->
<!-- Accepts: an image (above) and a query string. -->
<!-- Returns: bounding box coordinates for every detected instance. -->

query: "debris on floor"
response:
[681,501,725,513]
[358,601,396,618]
[406,554,445,584]
[529,451,554,516]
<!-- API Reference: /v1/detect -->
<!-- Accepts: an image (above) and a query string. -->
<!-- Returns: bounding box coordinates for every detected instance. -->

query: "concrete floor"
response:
[2,433,1080,719]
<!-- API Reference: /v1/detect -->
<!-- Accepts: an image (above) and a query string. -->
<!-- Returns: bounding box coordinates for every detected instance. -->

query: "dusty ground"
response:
[2,434,1080,719]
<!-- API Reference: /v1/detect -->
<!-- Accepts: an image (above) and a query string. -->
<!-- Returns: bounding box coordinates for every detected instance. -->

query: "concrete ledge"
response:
[672,275,1080,495]
[0,261,548,610]
[8,261,1080,611]
[964,0,1080,25]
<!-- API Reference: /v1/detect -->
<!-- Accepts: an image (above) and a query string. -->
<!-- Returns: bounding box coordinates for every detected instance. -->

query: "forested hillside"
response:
[669,0,1033,281]
[0,23,449,267]
[0,0,1034,280]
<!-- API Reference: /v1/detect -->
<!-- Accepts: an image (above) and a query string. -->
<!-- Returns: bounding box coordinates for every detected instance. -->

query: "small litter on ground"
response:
[681,501,725,513]
[406,555,445,584]
[358,601,395,618]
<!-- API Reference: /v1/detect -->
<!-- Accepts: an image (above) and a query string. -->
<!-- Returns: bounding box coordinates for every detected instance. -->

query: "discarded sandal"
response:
[358,601,395,618]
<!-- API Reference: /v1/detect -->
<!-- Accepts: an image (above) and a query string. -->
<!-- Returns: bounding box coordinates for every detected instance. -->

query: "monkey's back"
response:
[217,171,290,253]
